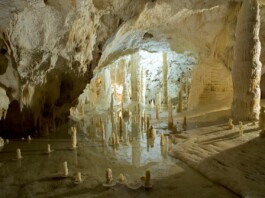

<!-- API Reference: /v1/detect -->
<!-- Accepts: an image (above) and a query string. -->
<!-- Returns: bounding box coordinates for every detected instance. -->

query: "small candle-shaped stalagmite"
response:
[239,121,244,136]
[228,118,234,129]
[160,133,165,146]
[27,135,32,142]
[105,168,113,184]
[47,144,51,153]
[118,173,127,184]
[144,170,151,187]
[76,172,82,183]
[6,139,9,144]
[64,161,69,176]
[16,148,22,159]
[150,100,154,109]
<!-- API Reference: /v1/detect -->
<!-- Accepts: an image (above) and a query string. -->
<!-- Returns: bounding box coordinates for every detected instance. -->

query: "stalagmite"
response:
[75,172,83,184]
[47,144,51,153]
[103,168,116,187]
[141,68,146,105]
[131,53,141,102]
[16,148,22,159]
[232,0,261,121]
[162,52,168,109]
[27,135,32,142]
[97,68,112,110]
[228,118,234,130]
[168,100,174,129]
[239,121,244,136]
[177,72,183,113]
[185,68,189,109]
[63,161,69,177]
[150,100,154,109]
[122,65,130,105]
[117,173,127,184]
[144,170,152,188]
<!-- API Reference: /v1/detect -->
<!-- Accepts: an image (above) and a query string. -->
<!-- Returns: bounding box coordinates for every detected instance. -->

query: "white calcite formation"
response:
[0,137,4,148]
[122,64,130,105]
[162,52,168,109]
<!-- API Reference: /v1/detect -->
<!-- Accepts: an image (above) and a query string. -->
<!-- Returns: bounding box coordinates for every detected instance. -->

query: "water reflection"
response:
[82,110,170,167]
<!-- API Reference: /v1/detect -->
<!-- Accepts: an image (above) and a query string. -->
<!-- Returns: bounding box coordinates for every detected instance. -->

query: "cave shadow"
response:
[198,137,265,197]
[0,100,35,138]
[200,127,260,145]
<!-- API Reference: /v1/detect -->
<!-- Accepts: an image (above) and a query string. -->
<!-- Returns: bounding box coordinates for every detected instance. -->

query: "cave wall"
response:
[0,0,138,135]
[189,58,233,110]
[1,0,265,135]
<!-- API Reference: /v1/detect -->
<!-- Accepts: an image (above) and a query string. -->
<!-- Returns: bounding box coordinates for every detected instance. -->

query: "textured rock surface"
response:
[232,0,262,121]
[0,0,265,136]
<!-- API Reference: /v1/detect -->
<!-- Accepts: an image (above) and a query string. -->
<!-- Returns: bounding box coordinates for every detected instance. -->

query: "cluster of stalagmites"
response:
[72,51,190,119]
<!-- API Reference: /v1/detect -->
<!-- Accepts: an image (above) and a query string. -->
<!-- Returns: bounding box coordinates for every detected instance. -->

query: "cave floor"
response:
[167,110,265,198]
[0,112,239,198]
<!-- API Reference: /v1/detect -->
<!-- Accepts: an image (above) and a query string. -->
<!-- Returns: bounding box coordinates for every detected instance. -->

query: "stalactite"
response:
[71,0,76,8]
[232,0,261,121]
[141,68,146,105]
[162,52,168,109]
[113,63,118,102]
[185,68,189,110]
[131,53,141,102]
[122,63,130,105]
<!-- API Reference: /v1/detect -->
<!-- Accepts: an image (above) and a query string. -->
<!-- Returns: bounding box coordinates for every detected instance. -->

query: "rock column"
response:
[122,64,130,105]
[131,53,141,102]
[141,68,146,105]
[232,0,261,121]
[162,52,168,109]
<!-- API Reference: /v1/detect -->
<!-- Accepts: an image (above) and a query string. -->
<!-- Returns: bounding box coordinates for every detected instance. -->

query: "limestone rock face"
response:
[0,0,136,136]
[1,0,265,135]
